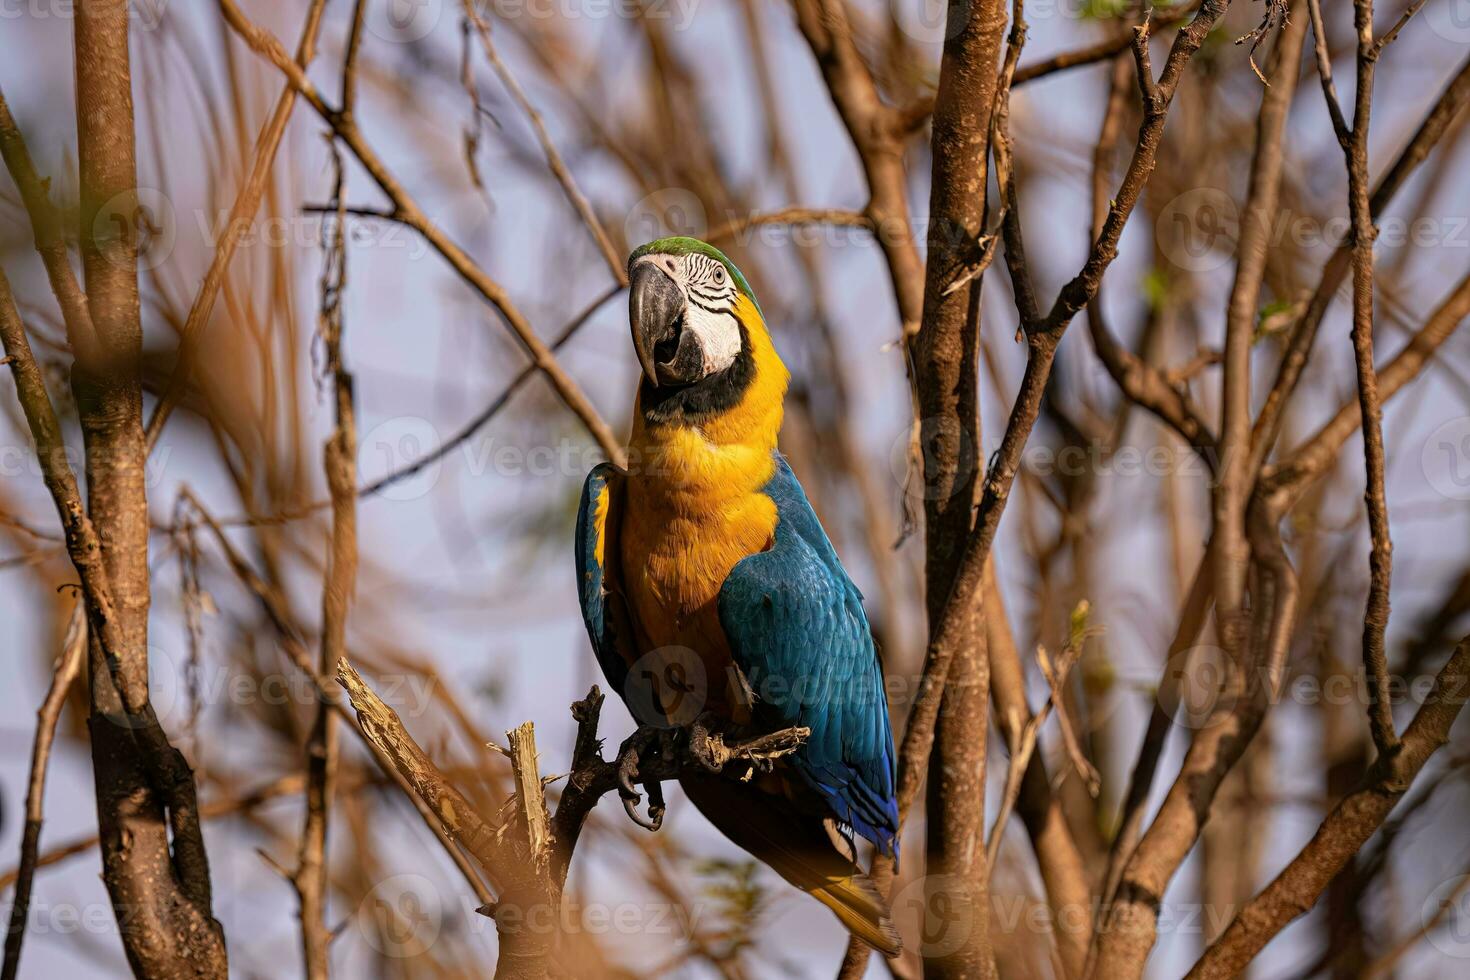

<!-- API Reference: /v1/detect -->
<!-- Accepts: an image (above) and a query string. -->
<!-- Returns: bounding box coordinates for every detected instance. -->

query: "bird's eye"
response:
[713,267,725,284]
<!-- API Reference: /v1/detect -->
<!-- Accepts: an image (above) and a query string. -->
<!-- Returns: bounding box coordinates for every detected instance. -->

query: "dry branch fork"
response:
[334,661,806,978]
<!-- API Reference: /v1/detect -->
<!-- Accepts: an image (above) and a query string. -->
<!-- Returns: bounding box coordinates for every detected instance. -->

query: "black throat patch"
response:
[640,322,755,427]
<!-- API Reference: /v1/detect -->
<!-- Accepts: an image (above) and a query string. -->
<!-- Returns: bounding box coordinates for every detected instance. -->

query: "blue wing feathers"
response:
[718,456,900,860]
[579,455,900,861]
[575,463,629,697]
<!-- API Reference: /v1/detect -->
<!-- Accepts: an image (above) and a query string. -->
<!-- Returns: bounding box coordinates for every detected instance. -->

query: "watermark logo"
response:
[93,187,177,272]
[1,442,173,489]
[1158,188,1238,273]
[94,644,438,730]
[625,188,707,249]
[359,874,443,957]
[1023,441,1215,483]
[1160,186,1468,273]
[1424,875,1470,958]
[1422,416,1470,501]
[1427,0,1470,44]
[367,0,442,42]
[623,645,708,728]
[0,0,168,30]
[883,0,1144,47]
[358,416,444,501]
[92,644,182,731]
[1157,644,1236,729]
[893,0,969,43]
[493,0,699,29]
[889,416,981,501]
[192,209,428,260]
[893,874,973,958]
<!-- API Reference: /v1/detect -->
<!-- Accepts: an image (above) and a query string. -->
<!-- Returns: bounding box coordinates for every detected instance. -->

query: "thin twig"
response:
[0,87,100,362]
[144,0,331,450]
[1187,634,1470,976]
[293,140,355,980]
[983,631,1085,876]
[0,510,62,543]
[1361,863,1470,978]
[461,0,625,285]
[1013,4,1198,85]
[341,0,368,112]
[1,605,86,980]
[1037,642,1102,799]
[1306,0,1352,144]
[1370,0,1428,57]
[179,488,497,909]
[1343,0,1401,757]
[704,207,875,246]
[163,281,623,534]
[1250,51,1470,471]
[1266,270,1470,497]
[216,0,625,466]
[1083,54,1218,463]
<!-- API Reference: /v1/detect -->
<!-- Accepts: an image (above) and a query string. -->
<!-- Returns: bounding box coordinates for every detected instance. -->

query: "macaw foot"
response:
[615,725,674,832]
[688,712,725,772]
[687,713,807,781]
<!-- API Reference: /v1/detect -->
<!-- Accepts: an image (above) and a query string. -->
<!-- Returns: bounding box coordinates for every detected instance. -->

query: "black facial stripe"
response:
[687,295,736,318]
[688,281,734,302]
[640,322,755,427]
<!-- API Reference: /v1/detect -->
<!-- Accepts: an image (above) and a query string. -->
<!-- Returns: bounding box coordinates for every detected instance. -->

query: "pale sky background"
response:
[2,1,1469,977]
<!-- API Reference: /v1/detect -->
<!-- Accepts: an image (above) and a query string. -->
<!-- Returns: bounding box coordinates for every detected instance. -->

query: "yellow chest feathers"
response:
[619,294,787,636]
[621,455,777,623]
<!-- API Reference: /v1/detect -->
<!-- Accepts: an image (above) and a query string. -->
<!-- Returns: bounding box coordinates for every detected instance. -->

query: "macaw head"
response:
[627,237,783,427]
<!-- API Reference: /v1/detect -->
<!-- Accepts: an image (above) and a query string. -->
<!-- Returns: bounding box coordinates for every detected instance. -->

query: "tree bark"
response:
[74,2,227,975]
[914,2,1009,976]
[1188,636,1470,977]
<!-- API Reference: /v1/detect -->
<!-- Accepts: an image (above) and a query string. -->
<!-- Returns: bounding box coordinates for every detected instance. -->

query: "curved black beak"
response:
[629,260,688,387]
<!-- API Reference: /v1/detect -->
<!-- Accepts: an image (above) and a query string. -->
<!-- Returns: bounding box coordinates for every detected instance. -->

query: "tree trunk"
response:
[913,1,1009,976]
[74,2,227,975]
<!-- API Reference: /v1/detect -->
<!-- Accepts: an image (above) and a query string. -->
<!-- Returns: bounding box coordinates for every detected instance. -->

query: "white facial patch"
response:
[683,303,742,375]
[636,252,744,380]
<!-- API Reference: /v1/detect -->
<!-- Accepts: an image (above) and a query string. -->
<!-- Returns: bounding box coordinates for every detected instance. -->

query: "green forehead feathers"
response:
[628,236,761,315]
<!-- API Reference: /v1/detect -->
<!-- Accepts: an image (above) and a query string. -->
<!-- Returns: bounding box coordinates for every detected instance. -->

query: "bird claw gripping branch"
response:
[615,725,675,832]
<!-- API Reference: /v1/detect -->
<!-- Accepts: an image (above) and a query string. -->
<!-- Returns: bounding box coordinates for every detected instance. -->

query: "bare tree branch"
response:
[1266,270,1470,497]
[143,0,331,449]
[338,662,806,980]
[1,605,86,980]
[0,88,99,360]
[983,560,1093,975]
[72,1,227,971]
[1188,634,1470,977]
[293,139,357,980]
[1090,9,1311,975]
[1250,51,1470,470]
[461,0,625,285]
[1340,0,1401,758]
[217,0,626,467]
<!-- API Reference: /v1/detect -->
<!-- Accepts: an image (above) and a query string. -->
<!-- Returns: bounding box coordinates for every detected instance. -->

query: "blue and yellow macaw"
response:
[575,237,901,955]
